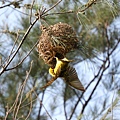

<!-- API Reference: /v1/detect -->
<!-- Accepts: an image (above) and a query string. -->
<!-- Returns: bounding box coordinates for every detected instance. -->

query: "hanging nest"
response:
[37,22,78,68]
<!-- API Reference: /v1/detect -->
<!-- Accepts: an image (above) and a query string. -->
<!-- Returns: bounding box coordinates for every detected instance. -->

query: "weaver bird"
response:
[49,57,85,91]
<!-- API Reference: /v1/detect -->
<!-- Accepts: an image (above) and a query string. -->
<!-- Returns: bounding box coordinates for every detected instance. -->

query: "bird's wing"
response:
[64,66,85,91]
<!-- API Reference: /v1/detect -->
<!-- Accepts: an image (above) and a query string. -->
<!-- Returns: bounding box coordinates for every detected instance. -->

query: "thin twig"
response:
[29,0,35,24]
[100,98,119,120]
[5,31,19,64]
[6,40,39,71]
[69,38,120,120]
[32,88,54,120]
[0,0,22,9]
[4,84,21,120]
[25,93,33,120]
[37,90,45,120]
[43,10,74,17]
[64,86,68,120]
[14,61,33,119]
[0,17,39,75]
[44,0,62,14]
[80,39,120,117]
[77,0,97,13]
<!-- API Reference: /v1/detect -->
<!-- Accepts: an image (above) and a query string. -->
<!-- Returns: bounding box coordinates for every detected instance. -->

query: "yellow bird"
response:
[49,57,85,91]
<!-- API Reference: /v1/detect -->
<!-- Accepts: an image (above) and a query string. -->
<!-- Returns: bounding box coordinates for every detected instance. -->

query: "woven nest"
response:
[37,22,78,68]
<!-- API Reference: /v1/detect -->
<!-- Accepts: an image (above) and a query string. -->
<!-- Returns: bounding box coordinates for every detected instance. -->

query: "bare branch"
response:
[0,0,22,9]
[100,98,119,120]
[44,0,62,14]
[5,40,39,71]
[0,17,39,75]
[32,87,54,120]
[29,0,35,24]
[37,90,45,120]
[69,38,120,120]
[4,61,33,120]
[80,39,120,116]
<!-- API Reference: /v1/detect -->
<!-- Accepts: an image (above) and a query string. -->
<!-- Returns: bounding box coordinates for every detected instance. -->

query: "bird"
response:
[48,57,85,91]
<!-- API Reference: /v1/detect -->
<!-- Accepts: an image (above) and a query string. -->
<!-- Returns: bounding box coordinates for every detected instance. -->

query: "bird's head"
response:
[62,58,73,62]
[55,57,73,63]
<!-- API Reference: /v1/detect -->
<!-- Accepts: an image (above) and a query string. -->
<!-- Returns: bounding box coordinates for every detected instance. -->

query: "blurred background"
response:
[0,0,120,120]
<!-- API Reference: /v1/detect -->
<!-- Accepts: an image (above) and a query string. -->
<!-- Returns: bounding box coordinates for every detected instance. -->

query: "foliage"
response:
[0,0,120,120]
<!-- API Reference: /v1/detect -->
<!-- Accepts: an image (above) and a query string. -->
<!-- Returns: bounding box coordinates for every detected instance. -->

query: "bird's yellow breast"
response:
[49,67,56,77]
[54,60,63,74]
[49,58,69,77]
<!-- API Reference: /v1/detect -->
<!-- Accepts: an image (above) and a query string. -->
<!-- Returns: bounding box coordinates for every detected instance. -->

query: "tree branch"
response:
[0,17,39,75]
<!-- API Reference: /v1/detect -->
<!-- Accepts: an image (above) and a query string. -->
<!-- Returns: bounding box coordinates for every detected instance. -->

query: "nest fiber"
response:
[37,22,78,68]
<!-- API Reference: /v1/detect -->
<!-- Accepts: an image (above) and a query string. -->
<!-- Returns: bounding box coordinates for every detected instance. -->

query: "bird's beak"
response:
[62,58,73,62]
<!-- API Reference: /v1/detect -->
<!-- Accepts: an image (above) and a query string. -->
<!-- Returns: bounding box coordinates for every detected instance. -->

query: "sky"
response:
[0,1,120,120]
